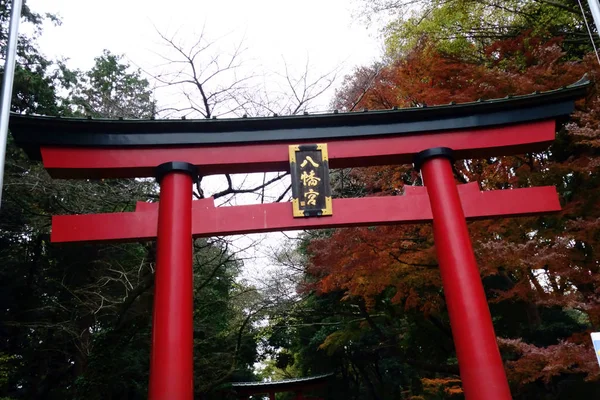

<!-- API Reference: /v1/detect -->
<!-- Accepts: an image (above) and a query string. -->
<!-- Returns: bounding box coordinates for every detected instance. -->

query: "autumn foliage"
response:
[301,31,600,398]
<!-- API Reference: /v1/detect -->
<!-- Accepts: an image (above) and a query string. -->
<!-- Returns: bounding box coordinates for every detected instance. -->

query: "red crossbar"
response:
[40,120,554,179]
[51,184,560,243]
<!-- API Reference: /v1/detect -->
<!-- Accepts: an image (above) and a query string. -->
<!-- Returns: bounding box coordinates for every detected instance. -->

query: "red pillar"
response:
[149,162,197,400]
[415,148,512,400]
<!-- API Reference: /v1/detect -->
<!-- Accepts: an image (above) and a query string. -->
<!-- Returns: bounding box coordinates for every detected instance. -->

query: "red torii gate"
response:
[9,77,588,400]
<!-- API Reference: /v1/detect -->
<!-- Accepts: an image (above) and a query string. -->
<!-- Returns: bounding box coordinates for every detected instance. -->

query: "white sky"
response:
[26,0,384,284]
[28,0,383,110]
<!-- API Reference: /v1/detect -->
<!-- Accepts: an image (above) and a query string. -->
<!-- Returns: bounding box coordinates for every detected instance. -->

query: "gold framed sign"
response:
[289,143,332,218]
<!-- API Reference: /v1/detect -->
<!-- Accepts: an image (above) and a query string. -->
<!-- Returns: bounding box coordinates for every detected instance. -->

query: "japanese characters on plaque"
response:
[289,144,332,218]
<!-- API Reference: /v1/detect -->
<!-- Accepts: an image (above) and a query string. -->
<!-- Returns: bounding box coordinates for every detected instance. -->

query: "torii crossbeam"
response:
[9,77,589,400]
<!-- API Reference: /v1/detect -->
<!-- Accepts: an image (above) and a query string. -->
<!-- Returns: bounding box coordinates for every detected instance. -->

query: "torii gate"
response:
[9,77,588,400]
[229,373,331,400]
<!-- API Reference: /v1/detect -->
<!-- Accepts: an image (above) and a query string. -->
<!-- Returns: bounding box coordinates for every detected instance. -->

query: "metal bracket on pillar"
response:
[155,161,199,184]
[413,147,454,171]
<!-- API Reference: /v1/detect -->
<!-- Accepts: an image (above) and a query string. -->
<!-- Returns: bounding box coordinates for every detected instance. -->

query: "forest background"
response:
[2,0,600,399]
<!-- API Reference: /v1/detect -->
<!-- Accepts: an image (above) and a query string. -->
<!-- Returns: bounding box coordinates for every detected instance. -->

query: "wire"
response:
[578,0,600,66]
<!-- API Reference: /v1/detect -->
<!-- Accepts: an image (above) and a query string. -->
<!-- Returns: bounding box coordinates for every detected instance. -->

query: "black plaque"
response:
[289,144,332,218]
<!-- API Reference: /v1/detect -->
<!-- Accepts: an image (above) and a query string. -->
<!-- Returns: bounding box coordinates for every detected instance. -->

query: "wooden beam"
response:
[40,120,555,179]
[51,184,560,243]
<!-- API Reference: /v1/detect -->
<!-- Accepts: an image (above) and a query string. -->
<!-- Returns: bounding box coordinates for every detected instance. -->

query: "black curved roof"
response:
[231,373,333,388]
[9,76,590,161]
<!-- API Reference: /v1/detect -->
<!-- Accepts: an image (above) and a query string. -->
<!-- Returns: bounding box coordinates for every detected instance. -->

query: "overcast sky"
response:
[28,0,383,110]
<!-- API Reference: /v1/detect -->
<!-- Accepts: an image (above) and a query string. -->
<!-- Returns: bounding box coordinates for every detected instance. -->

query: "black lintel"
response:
[9,76,590,161]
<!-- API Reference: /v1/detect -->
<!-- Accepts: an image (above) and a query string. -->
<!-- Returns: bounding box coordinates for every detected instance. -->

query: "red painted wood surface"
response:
[148,172,194,400]
[421,157,512,400]
[40,120,554,179]
[51,184,560,243]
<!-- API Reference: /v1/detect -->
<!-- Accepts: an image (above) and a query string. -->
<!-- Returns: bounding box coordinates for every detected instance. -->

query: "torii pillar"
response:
[415,148,512,398]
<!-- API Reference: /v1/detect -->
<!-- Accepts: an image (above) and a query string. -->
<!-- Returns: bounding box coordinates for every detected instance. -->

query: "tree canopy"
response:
[359,0,596,59]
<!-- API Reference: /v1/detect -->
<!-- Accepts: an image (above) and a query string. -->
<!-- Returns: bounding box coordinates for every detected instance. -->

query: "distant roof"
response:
[229,373,333,394]
[9,76,590,160]
[231,373,333,388]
